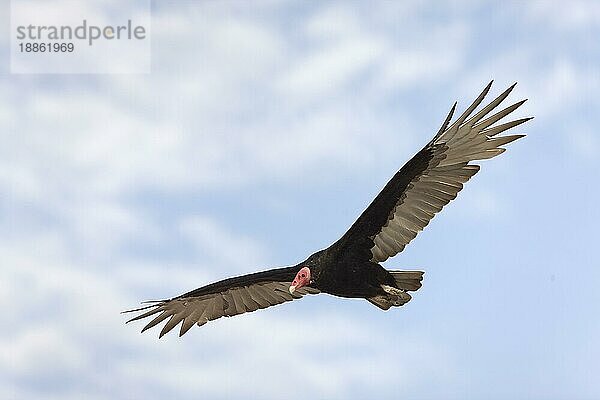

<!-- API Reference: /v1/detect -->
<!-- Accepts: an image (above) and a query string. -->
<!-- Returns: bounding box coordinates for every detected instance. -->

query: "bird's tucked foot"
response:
[367,285,412,310]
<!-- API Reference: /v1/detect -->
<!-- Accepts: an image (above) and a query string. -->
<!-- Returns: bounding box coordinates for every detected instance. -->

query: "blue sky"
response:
[1,1,599,399]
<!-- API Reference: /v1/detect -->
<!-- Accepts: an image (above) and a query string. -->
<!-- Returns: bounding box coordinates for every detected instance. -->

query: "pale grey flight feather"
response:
[370,82,530,263]
[126,282,320,337]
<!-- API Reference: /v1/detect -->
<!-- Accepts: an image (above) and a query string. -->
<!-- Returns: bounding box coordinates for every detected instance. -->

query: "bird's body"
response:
[293,250,402,300]
[124,82,531,337]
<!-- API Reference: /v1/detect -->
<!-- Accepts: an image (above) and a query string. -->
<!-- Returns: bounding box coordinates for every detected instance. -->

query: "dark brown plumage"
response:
[124,81,531,337]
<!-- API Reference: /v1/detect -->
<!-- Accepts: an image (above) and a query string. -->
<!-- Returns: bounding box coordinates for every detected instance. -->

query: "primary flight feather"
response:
[124,81,531,337]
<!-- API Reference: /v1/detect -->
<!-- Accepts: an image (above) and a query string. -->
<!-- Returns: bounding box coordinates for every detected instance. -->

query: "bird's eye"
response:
[301,273,306,278]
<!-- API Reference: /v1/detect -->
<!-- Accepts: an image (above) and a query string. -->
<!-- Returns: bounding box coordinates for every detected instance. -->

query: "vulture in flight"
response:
[124,82,531,337]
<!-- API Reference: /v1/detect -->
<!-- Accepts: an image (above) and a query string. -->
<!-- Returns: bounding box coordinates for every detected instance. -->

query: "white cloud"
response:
[305,4,363,39]
[375,22,468,91]
[523,60,594,119]
[0,326,85,375]
[526,1,600,30]
[1,4,401,208]
[179,216,269,273]
[278,35,385,100]
[457,40,597,125]
[117,312,454,400]
[277,5,387,102]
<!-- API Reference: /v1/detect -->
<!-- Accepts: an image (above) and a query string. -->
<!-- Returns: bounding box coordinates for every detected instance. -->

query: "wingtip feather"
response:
[158,329,168,339]
[480,81,493,101]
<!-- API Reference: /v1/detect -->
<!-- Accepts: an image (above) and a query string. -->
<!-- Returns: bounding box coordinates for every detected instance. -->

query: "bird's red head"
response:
[289,267,311,294]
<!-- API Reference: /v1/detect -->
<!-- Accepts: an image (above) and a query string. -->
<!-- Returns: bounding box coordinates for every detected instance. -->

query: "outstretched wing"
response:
[335,81,531,263]
[123,266,320,337]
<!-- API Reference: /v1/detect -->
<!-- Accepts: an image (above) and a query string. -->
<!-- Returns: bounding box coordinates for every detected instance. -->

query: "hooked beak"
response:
[289,267,311,295]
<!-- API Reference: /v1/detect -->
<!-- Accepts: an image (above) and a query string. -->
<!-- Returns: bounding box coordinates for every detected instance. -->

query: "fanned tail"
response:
[390,270,424,291]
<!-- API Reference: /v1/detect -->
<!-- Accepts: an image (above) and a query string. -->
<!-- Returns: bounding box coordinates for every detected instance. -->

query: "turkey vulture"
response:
[124,81,531,337]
